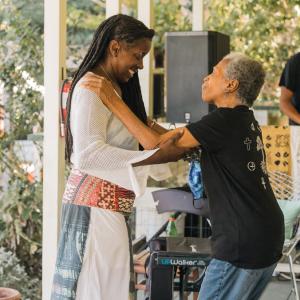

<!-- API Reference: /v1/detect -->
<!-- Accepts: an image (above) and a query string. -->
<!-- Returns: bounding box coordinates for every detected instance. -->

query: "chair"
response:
[270,171,300,300]
[275,218,300,300]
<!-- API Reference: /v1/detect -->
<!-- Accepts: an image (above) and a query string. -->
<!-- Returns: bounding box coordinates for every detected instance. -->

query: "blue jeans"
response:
[198,258,276,300]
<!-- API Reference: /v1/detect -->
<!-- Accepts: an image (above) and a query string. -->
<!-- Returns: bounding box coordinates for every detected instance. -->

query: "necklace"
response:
[99,64,121,98]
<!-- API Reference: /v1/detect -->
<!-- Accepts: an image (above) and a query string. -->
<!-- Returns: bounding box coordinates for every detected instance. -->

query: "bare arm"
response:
[132,131,188,166]
[279,87,300,124]
[101,91,161,149]
[80,74,200,149]
[147,117,169,134]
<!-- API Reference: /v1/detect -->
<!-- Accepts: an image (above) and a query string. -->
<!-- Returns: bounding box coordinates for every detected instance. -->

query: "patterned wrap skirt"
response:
[51,169,136,300]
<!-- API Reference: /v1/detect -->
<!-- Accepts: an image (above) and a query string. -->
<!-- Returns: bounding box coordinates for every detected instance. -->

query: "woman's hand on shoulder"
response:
[80,72,120,106]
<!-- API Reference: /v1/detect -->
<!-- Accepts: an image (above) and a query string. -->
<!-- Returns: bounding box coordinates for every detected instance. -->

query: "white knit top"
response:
[70,83,168,197]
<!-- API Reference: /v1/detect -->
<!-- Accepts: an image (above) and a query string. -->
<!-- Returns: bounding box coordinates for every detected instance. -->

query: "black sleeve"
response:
[186,110,227,152]
[279,54,299,92]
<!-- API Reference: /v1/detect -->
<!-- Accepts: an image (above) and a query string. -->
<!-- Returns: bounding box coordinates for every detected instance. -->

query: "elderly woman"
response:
[82,53,284,300]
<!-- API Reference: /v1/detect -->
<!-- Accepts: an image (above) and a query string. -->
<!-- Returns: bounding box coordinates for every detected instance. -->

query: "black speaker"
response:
[149,264,174,300]
[166,31,230,123]
[153,73,164,118]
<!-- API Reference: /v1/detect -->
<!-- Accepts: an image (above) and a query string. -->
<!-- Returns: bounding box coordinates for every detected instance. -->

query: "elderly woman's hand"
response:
[80,72,121,106]
[157,128,184,147]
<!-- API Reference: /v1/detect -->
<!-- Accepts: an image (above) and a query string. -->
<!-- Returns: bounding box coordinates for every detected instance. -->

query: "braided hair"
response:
[65,14,155,162]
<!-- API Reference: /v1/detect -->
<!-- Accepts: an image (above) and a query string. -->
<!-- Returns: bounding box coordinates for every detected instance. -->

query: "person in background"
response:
[81,53,284,300]
[279,52,300,125]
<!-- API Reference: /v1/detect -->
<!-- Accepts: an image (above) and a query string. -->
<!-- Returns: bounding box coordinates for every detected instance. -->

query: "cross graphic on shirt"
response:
[244,137,252,151]
[261,177,267,189]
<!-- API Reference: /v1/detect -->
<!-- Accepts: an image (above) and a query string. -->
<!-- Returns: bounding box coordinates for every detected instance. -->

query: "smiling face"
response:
[201,58,230,105]
[110,38,152,83]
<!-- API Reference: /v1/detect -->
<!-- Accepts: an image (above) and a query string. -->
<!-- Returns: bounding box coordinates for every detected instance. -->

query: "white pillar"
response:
[43,0,66,299]
[192,0,204,31]
[138,0,154,116]
[106,0,121,19]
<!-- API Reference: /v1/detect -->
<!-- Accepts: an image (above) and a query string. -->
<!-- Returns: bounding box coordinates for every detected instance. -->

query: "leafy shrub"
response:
[0,247,41,300]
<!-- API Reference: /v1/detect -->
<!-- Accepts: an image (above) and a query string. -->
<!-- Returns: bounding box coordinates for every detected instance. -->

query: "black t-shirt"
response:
[187,106,284,269]
[279,52,300,125]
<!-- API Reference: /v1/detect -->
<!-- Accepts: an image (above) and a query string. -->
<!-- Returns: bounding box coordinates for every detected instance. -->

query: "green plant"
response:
[153,0,192,61]
[0,0,43,141]
[0,247,41,300]
[0,150,43,277]
[204,0,300,104]
[66,0,105,69]
[0,0,43,293]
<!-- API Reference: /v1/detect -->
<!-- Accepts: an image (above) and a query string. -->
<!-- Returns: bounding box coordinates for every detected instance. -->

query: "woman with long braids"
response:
[51,14,186,300]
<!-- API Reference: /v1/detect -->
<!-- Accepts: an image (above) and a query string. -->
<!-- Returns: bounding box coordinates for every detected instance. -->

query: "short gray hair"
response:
[223,53,265,107]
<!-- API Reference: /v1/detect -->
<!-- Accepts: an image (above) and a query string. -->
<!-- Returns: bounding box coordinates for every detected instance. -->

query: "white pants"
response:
[75,208,130,300]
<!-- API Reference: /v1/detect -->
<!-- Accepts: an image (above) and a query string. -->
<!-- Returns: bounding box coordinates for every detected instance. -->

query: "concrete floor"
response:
[261,277,299,300]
